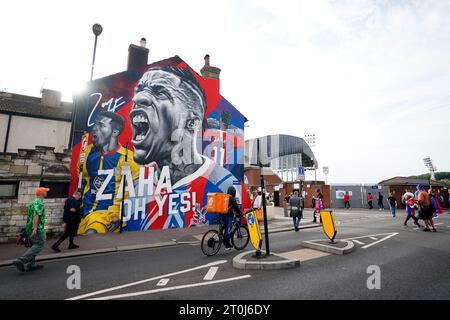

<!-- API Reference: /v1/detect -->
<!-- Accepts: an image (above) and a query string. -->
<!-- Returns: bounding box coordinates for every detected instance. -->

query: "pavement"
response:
[0,207,321,267]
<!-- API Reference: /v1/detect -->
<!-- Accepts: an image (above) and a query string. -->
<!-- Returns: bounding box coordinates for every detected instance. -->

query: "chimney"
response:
[127,38,149,73]
[200,54,221,80]
[41,88,62,107]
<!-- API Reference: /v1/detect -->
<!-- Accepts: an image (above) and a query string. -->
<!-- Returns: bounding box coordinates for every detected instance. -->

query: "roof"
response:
[378,176,444,187]
[0,92,72,121]
[245,134,318,169]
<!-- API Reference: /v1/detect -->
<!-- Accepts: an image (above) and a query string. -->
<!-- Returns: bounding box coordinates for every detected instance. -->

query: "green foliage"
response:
[408,172,450,187]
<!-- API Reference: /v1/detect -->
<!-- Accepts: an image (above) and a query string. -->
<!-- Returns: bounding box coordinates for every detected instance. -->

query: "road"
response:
[1,210,449,300]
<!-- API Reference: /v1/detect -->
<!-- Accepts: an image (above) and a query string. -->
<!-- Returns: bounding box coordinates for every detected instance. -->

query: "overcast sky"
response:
[1,0,449,183]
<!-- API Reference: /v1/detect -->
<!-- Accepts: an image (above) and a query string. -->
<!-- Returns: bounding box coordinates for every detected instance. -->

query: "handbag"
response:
[16,228,31,248]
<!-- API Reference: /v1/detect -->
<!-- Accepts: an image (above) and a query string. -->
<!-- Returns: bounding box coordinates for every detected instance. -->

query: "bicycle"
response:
[200,215,250,256]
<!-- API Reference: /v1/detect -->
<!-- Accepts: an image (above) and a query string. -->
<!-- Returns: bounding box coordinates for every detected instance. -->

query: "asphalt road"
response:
[1,210,449,300]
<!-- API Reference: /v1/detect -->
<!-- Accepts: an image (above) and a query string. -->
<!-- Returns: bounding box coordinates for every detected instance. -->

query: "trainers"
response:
[224,246,232,251]
[51,245,61,253]
[423,228,431,232]
[68,244,79,250]
[432,228,437,232]
[12,260,25,272]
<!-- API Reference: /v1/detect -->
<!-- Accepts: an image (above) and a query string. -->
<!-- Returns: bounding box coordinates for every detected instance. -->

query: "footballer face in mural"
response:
[92,112,124,154]
[130,66,206,183]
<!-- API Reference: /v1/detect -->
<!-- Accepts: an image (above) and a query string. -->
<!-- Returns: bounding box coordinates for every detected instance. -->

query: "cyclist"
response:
[224,186,243,250]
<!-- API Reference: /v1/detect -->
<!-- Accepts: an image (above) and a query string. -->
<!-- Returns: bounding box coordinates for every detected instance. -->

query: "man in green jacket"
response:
[13,187,49,272]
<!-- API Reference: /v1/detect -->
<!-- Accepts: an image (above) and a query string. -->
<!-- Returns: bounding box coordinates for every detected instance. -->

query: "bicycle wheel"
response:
[231,225,250,250]
[201,229,222,256]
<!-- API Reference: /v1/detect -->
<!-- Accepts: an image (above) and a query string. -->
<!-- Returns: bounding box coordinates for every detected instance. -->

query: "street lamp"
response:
[90,23,103,81]
[423,157,436,181]
[323,166,329,184]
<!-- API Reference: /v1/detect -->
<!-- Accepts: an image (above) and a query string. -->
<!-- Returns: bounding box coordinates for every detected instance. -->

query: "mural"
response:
[70,56,249,234]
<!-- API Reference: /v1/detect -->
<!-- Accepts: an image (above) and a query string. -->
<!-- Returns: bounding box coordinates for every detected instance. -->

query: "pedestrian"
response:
[289,191,303,232]
[388,193,397,217]
[51,191,82,252]
[252,191,262,210]
[378,192,384,210]
[429,191,443,220]
[367,192,373,209]
[403,193,421,227]
[343,192,350,209]
[313,188,324,223]
[12,187,50,272]
[223,186,243,250]
[416,184,436,232]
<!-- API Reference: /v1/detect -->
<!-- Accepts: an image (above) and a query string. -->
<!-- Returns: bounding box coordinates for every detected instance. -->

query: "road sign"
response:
[320,210,337,242]
[246,210,262,251]
[298,166,305,180]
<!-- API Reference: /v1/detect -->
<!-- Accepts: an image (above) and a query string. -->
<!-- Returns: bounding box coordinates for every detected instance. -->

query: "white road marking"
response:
[66,260,228,300]
[362,233,398,249]
[342,232,399,249]
[352,240,365,245]
[89,275,252,300]
[157,279,169,286]
[203,267,219,281]
[369,237,378,240]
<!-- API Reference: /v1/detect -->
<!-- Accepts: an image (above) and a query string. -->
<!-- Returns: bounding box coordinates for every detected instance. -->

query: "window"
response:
[0,182,19,199]
[39,181,70,199]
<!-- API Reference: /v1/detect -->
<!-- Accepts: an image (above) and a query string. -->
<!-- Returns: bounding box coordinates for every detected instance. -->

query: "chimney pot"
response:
[140,37,147,48]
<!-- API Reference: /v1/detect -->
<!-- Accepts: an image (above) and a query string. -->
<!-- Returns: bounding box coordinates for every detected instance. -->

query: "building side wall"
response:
[6,116,71,153]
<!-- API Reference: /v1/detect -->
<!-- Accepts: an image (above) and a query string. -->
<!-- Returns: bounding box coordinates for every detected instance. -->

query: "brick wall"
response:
[0,146,71,243]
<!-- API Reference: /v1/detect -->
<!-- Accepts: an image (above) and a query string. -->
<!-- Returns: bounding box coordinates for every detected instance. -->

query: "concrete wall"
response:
[330,184,390,209]
[5,116,71,153]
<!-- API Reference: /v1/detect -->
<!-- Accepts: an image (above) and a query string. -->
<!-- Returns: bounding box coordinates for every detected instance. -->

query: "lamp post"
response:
[90,23,103,81]
[323,166,329,184]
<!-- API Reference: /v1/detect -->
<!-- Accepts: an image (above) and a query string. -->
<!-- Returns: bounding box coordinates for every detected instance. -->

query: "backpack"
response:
[16,228,31,248]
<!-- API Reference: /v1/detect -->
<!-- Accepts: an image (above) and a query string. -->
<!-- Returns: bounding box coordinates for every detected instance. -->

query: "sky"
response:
[1,0,449,184]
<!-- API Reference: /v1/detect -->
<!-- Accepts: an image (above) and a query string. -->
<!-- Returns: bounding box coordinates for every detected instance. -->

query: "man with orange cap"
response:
[12,187,49,272]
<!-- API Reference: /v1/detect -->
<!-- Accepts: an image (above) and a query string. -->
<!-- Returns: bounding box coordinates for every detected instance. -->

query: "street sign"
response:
[246,210,262,251]
[336,190,345,199]
[298,166,305,180]
[320,210,337,242]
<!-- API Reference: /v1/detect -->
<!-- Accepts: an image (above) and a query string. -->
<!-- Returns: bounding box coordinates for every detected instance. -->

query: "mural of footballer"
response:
[78,111,139,234]
[128,66,241,230]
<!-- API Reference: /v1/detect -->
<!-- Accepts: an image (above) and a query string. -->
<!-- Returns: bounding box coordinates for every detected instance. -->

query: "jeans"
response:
[16,232,46,271]
[222,215,232,247]
[293,216,301,229]
[404,214,420,226]
[389,204,396,217]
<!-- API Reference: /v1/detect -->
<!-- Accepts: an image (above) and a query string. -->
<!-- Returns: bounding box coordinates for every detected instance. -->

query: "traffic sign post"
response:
[320,210,337,243]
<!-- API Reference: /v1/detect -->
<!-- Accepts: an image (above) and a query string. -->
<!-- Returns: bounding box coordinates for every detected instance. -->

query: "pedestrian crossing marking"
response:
[369,237,378,240]
[352,240,365,245]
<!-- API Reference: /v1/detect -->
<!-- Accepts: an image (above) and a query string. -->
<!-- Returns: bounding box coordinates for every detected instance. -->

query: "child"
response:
[404,194,421,227]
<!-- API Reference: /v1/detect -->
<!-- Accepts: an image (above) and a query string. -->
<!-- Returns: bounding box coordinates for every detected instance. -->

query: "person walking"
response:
[52,192,82,252]
[343,192,350,209]
[367,192,374,209]
[388,193,397,217]
[378,192,384,210]
[403,193,421,227]
[313,188,324,223]
[289,191,303,232]
[416,184,436,232]
[12,187,50,272]
[252,191,262,209]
